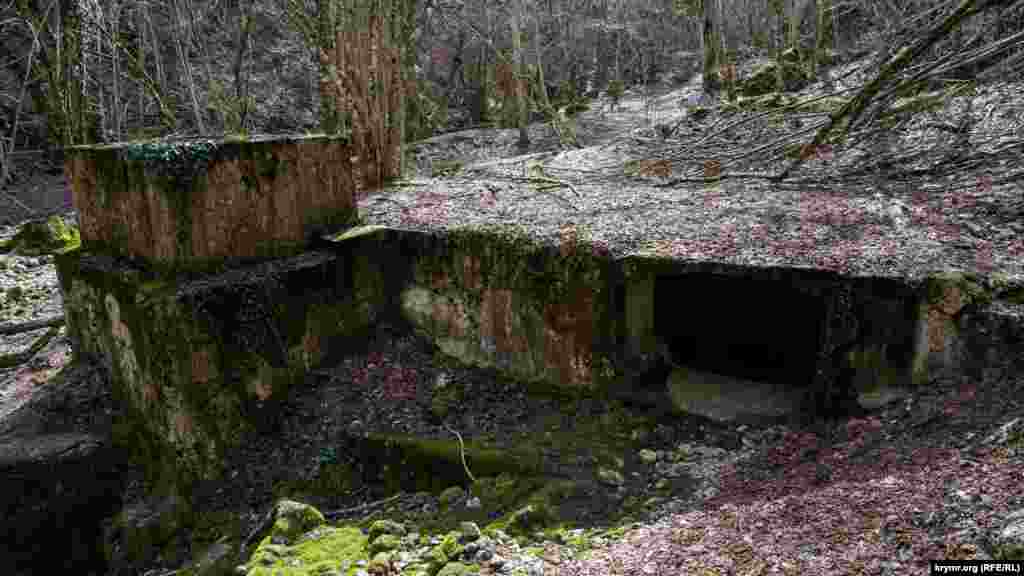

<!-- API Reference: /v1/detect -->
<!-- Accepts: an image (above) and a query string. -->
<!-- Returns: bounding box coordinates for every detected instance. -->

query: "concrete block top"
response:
[358,153,1024,283]
[63,134,368,273]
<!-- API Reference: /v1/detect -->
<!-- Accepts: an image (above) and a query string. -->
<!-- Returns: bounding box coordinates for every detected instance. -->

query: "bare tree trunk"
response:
[511,0,529,149]
[473,42,489,124]
[702,0,722,93]
[390,0,412,178]
[444,31,467,103]
[57,0,87,146]
[813,0,834,80]
[786,0,799,50]
[530,0,553,115]
[0,137,7,187]
[116,3,176,133]
[720,0,735,100]
[90,2,104,140]
[136,5,146,131]
[317,0,338,133]
[108,0,123,141]
[173,0,205,134]
[233,0,255,132]
[9,12,42,164]
[185,0,215,124]
[773,0,785,91]
[144,4,165,93]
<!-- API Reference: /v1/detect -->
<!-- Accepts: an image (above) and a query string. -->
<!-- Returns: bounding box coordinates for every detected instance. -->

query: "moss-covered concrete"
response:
[392,226,617,395]
[53,242,395,488]
[911,271,1024,385]
[63,135,367,276]
[57,210,1023,498]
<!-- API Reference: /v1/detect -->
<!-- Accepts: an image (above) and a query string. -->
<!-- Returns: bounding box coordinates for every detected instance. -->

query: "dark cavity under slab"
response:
[655,273,822,387]
[641,271,922,424]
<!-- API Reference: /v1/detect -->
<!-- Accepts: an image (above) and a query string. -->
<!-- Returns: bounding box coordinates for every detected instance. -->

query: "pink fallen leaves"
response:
[800,143,835,163]
[558,393,1024,576]
[559,446,1016,576]
[381,364,418,401]
[352,350,418,401]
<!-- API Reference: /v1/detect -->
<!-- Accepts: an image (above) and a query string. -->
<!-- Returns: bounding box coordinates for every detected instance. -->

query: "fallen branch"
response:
[0,314,64,335]
[323,492,404,520]
[445,422,477,484]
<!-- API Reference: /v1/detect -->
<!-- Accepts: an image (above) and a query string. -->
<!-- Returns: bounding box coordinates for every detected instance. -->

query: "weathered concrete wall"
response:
[54,214,1024,483]
[913,272,1024,384]
[64,135,362,274]
[393,229,618,392]
[54,241,396,482]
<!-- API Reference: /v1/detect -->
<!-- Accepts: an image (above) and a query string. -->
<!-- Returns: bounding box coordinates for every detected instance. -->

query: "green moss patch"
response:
[4,216,80,256]
[245,524,367,576]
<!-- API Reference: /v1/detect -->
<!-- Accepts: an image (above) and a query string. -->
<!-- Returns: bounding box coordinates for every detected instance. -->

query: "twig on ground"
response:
[323,492,404,520]
[444,423,476,484]
[0,314,64,335]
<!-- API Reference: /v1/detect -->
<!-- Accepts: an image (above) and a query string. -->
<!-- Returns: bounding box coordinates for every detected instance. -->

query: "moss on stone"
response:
[368,533,402,555]
[7,215,80,256]
[438,531,464,559]
[245,523,367,576]
[435,562,480,576]
[438,486,467,511]
[270,500,326,543]
[367,519,407,541]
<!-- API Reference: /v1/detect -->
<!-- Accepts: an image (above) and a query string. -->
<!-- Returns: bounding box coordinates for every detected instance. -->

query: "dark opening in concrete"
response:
[654,273,822,390]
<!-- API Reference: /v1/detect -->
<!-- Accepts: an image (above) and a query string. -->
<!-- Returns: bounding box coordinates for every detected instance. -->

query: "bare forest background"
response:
[1,0,1023,191]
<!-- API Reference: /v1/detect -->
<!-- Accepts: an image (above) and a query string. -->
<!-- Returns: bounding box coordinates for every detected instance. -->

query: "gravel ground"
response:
[0,210,77,422]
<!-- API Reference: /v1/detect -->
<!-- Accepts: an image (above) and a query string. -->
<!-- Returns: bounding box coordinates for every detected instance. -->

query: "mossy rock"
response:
[430,377,466,421]
[439,531,464,559]
[268,500,326,544]
[472,473,538,511]
[367,519,407,541]
[606,80,625,101]
[368,533,402,556]
[5,215,80,256]
[438,486,467,511]
[506,503,556,537]
[244,523,367,576]
[369,551,394,572]
[424,531,467,573]
[435,562,480,576]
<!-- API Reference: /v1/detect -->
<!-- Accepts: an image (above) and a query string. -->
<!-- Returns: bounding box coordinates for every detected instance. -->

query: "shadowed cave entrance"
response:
[654,273,823,387]
[645,273,830,422]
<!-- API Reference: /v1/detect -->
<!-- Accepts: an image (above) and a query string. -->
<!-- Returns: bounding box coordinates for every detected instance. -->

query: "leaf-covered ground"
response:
[555,359,1024,575]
